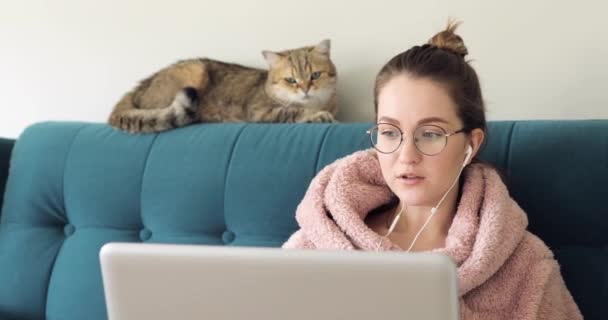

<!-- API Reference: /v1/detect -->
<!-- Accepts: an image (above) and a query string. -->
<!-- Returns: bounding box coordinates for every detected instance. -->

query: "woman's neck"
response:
[391,183,460,240]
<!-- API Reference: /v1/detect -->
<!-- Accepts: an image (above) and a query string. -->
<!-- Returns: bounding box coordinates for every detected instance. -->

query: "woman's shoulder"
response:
[469,232,555,295]
[507,231,556,272]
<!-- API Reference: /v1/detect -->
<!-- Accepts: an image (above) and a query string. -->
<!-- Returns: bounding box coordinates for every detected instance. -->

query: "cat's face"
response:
[263,40,337,107]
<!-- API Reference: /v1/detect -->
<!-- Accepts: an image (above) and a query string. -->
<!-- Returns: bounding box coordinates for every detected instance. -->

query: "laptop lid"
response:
[100,243,459,320]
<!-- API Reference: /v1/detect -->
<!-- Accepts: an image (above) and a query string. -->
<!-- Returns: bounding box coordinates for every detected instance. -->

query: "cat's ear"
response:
[262,51,282,67]
[313,39,331,56]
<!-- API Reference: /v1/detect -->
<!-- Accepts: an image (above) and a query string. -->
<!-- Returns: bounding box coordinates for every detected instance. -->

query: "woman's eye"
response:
[381,130,399,138]
[421,131,442,139]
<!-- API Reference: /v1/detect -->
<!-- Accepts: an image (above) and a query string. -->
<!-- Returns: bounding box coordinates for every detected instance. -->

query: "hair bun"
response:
[428,20,468,58]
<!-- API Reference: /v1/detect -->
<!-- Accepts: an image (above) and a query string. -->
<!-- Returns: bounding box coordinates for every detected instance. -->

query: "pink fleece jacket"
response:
[283,149,582,320]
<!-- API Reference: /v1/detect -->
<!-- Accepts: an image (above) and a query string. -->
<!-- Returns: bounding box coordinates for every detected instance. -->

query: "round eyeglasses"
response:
[367,123,467,156]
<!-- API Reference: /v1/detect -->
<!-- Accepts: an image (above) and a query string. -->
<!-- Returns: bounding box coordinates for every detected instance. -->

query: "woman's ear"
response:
[468,128,485,159]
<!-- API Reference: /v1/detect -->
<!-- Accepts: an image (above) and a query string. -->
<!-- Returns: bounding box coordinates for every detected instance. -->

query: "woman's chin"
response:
[389,186,431,205]
[393,193,429,207]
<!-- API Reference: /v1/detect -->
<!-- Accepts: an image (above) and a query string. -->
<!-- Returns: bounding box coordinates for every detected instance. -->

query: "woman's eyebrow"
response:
[377,116,451,126]
[417,117,449,125]
[377,116,400,124]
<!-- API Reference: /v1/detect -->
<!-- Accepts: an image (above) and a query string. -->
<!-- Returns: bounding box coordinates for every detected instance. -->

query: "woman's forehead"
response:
[377,75,461,127]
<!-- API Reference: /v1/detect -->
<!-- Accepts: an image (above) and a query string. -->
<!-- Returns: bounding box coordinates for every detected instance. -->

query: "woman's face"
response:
[375,74,475,207]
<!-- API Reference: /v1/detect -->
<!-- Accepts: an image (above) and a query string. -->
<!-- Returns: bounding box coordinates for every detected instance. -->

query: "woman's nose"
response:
[397,136,422,165]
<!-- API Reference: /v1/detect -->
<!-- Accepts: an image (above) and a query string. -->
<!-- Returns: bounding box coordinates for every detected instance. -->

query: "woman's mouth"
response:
[397,174,425,185]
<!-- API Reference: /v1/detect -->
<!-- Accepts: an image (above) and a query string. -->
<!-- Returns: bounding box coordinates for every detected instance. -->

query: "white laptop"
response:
[100,243,459,320]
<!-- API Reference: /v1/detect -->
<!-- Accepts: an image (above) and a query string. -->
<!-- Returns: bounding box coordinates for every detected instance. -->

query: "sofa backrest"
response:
[0,120,606,320]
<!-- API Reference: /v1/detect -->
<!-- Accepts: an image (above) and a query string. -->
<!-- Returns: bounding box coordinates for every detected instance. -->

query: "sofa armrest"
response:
[0,138,15,220]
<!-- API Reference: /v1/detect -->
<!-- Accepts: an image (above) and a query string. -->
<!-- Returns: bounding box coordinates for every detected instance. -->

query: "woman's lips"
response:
[396,174,425,185]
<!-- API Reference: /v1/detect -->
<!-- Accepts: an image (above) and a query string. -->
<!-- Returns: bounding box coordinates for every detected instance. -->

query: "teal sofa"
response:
[0,120,606,319]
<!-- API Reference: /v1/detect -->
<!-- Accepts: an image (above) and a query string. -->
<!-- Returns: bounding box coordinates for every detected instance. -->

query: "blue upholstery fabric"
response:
[0,120,606,319]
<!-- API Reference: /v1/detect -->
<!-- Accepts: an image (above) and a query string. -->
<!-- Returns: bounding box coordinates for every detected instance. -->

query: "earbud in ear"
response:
[463,145,473,167]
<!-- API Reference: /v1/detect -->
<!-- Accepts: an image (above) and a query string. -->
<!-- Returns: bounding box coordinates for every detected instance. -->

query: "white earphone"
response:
[463,145,473,168]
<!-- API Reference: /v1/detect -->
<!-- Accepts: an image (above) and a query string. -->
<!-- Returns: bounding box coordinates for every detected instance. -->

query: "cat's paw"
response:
[302,110,336,123]
[109,115,142,134]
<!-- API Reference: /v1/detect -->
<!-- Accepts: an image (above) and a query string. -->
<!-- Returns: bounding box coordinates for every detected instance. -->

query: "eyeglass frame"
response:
[366,122,469,156]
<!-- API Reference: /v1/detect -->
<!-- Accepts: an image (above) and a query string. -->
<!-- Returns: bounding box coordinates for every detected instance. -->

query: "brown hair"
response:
[373,20,486,135]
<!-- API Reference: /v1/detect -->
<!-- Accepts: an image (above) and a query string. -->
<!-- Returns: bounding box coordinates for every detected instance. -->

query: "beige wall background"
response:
[1,0,606,138]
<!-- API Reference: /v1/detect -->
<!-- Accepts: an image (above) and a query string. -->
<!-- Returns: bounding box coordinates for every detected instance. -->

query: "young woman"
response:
[283,22,582,319]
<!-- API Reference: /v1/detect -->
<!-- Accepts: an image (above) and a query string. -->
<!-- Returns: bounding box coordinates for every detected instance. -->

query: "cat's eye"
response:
[310,72,321,80]
[285,77,297,84]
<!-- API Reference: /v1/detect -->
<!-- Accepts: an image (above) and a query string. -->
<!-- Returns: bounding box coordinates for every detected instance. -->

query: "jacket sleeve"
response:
[522,259,583,320]
[536,260,582,320]
[282,230,316,249]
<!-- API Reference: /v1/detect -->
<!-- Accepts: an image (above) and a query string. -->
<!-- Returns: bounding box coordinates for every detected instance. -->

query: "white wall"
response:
[1,0,606,138]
